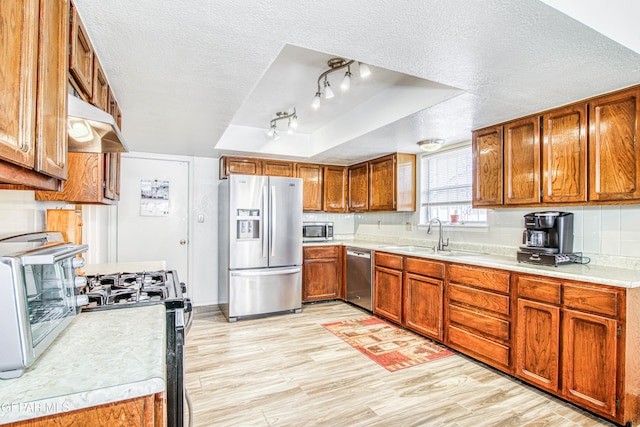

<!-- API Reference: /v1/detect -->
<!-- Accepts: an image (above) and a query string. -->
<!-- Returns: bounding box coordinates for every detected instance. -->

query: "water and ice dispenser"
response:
[236,209,260,240]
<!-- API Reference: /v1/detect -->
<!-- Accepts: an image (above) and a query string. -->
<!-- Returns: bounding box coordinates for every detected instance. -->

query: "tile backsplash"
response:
[306,204,640,265]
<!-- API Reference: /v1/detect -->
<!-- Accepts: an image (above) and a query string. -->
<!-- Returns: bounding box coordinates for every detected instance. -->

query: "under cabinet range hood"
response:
[66,95,128,153]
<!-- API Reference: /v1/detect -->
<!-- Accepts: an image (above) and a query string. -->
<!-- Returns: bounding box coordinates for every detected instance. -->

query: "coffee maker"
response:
[517,211,577,266]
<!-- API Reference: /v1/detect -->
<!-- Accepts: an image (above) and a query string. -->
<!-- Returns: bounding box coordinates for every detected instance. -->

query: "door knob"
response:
[180,240,187,245]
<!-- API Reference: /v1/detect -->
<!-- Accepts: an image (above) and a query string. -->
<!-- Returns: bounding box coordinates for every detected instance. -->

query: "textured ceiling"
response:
[72,0,640,165]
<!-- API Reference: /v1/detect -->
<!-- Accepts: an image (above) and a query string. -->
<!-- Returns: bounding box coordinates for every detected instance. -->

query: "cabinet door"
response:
[373,265,403,323]
[0,0,39,169]
[562,309,618,418]
[589,89,640,201]
[303,259,340,302]
[69,4,94,98]
[323,165,347,212]
[296,163,323,211]
[504,117,540,205]
[104,153,120,201]
[404,272,443,340]
[348,162,368,211]
[221,157,262,179]
[92,56,109,110]
[516,299,560,393]
[472,126,503,206]
[36,0,69,180]
[263,160,293,177]
[36,153,114,204]
[107,87,122,128]
[541,104,587,203]
[369,155,395,210]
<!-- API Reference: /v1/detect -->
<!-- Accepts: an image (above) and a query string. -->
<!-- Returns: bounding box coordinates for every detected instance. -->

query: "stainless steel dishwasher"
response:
[346,247,372,311]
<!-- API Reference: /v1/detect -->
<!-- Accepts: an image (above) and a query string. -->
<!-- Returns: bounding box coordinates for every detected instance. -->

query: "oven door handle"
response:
[184,298,193,334]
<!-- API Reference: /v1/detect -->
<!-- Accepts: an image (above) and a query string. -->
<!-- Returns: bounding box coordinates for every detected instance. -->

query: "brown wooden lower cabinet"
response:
[6,393,165,427]
[514,274,635,425]
[445,264,513,373]
[562,309,618,418]
[373,252,403,323]
[302,246,341,302]
[516,298,561,393]
[403,257,445,340]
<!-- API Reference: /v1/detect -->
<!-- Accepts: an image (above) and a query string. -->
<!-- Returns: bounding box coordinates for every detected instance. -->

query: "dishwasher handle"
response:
[346,249,371,258]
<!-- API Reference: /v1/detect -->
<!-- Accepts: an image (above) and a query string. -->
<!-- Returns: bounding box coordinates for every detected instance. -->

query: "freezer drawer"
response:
[228,267,302,321]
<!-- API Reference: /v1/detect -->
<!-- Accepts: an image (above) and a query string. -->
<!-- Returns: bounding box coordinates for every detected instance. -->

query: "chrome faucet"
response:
[427,218,449,252]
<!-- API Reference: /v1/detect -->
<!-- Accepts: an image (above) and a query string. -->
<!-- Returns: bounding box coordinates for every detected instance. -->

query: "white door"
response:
[117,156,189,283]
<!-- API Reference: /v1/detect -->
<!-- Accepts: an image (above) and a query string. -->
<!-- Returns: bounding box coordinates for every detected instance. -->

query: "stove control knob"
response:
[75,295,89,307]
[72,257,85,268]
[75,276,87,288]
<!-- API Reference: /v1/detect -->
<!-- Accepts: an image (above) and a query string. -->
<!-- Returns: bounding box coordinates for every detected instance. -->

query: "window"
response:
[420,144,487,225]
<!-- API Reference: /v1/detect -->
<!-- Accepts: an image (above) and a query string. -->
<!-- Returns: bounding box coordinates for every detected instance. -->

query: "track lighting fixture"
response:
[311,57,371,109]
[266,108,297,139]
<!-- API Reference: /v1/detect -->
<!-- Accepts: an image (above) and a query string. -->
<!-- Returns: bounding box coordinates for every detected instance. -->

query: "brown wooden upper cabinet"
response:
[0,0,69,190]
[219,156,262,179]
[349,153,416,212]
[69,2,94,99]
[36,153,120,204]
[472,125,503,207]
[323,165,347,212]
[92,56,109,111]
[107,88,122,129]
[473,84,640,207]
[263,159,294,177]
[221,154,414,212]
[542,103,588,203]
[504,116,540,205]
[348,161,368,211]
[295,163,323,211]
[589,88,640,201]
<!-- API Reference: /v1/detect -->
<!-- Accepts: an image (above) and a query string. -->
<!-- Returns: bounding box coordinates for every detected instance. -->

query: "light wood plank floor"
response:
[185,301,614,427]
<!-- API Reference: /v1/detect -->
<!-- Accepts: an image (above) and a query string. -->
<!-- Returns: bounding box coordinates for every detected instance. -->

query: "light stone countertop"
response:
[0,304,166,424]
[305,239,640,288]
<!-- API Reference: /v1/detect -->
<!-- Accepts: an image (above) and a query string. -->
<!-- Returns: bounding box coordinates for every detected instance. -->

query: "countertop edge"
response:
[0,377,165,424]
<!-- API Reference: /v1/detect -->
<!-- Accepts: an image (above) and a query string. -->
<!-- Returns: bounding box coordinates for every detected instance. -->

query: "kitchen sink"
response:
[434,249,490,257]
[377,245,434,253]
[377,245,490,257]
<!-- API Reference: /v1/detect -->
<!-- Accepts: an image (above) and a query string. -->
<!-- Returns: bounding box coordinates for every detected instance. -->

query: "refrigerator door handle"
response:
[262,185,268,258]
[231,267,301,277]
[271,185,276,258]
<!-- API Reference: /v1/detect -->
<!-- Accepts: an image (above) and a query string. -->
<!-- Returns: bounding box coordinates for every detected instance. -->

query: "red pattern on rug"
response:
[322,316,454,372]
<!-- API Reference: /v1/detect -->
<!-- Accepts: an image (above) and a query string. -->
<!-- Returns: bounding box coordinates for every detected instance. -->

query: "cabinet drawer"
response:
[448,325,510,368]
[448,305,510,341]
[448,283,510,316]
[303,246,340,260]
[375,252,403,270]
[405,257,444,279]
[517,275,561,304]
[448,264,510,294]
[563,284,619,318]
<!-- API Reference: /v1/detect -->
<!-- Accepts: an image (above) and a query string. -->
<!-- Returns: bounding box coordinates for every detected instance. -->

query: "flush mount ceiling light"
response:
[417,138,445,152]
[266,108,298,140]
[311,58,371,109]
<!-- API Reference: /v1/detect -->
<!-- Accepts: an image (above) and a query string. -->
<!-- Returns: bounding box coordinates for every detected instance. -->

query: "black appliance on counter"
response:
[517,211,581,266]
[80,270,192,427]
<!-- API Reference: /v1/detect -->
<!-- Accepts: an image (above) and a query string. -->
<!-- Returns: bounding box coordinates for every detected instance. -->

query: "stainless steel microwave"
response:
[302,222,333,242]
[0,237,88,379]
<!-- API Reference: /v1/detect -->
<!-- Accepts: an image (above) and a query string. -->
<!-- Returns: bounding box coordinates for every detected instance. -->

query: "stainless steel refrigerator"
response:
[218,174,303,322]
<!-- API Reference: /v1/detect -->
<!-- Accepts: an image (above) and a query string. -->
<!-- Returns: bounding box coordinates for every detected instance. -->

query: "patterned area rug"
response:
[322,316,454,372]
